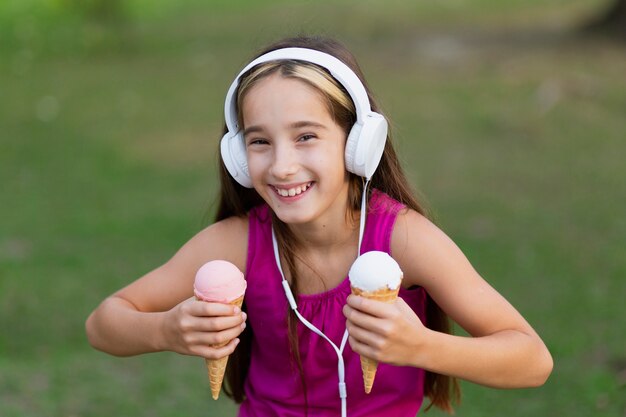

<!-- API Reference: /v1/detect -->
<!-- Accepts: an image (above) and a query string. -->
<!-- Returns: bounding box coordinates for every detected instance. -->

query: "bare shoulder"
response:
[180,215,249,273]
[391,208,449,259]
[391,208,472,289]
[391,209,541,341]
[113,215,249,312]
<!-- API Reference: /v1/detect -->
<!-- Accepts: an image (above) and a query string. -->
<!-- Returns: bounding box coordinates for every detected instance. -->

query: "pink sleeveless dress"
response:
[238,189,426,417]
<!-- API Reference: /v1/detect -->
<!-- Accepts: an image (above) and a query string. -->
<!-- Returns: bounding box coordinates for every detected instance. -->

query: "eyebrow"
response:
[243,121,327,137]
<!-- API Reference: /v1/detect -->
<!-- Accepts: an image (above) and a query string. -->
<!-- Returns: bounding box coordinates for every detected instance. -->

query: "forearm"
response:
[85,296,168,357]
[416,328,553,388]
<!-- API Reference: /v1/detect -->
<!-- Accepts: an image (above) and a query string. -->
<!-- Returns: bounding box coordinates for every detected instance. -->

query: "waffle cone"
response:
[350,285,400,394]
[197,294,245,400]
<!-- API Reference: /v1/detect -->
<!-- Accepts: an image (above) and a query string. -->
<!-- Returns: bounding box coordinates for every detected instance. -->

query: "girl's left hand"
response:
[343,294,427,367]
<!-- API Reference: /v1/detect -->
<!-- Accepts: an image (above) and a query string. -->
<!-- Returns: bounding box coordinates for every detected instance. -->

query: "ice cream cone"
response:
[350,285,400,394]
[199,293,245,400]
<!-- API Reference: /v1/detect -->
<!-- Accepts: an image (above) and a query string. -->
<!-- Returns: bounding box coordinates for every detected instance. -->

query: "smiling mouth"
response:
[272,182,313,197]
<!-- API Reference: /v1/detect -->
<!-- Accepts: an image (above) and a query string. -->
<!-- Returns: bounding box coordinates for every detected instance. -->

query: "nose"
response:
[270,143,299,179]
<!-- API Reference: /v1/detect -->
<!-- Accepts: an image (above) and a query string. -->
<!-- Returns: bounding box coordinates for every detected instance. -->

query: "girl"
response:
[86,36,553,416]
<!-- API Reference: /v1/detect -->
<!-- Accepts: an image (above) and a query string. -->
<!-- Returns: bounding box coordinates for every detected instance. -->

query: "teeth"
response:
[275,182,311,197]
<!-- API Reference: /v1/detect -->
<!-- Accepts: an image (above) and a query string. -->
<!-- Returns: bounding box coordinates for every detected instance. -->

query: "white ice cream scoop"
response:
[348,251,403,292]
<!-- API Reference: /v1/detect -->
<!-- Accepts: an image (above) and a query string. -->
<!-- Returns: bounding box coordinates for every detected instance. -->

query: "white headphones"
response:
[220,47,388,188]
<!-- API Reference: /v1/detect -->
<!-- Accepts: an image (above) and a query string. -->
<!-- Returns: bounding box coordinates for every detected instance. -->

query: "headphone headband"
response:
[223,47,372,133]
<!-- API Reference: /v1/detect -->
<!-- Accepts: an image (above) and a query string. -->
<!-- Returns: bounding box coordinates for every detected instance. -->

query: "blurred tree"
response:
[585,0,626,38]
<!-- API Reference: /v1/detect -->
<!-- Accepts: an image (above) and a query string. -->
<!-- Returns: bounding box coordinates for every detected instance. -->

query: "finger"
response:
[346,320,383,348]
[346,294,396,319]
[192,314,247,332]
[198,338,241,360]
[180,310,246,334]
[344,304,392,335]
[197,324,246,347]
[348,335,379,361]
[192,300,242,317]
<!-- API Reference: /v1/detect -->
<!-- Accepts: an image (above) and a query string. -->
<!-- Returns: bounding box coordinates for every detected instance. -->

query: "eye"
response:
[298,134,316,142]
[246,138,268,147]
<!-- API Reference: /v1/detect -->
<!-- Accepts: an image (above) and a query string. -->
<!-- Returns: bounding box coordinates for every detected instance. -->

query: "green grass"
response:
[1,1,625,416]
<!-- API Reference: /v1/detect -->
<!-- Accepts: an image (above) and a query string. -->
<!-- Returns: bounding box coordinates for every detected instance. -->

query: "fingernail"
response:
[241,322,246,330]
[241,312,247,321]
[234,338,240,345]
[233,306,241,314]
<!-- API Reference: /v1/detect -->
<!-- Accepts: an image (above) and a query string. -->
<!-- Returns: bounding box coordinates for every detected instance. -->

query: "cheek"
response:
[311,151,344,175]
[246,153,264,181]
[331,143,347,171]
[318,138,346,166]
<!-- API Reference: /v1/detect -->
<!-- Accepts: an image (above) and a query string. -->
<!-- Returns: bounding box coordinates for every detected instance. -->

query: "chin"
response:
[273,210,315,225]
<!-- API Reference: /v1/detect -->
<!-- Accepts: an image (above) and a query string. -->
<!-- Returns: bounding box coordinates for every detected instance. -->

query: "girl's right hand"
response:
[161,297,247,360]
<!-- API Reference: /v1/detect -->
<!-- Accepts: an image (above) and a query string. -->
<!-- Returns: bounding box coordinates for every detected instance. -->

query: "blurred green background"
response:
[1,0,625,416]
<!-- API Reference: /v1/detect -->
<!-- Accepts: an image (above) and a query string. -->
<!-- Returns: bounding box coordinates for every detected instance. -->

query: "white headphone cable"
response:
[357,178,370,256]
[271,178,370,417]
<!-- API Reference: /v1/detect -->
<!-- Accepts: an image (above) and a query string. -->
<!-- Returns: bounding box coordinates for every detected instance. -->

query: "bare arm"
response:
[85,216,248,359]
[344,209,553,388]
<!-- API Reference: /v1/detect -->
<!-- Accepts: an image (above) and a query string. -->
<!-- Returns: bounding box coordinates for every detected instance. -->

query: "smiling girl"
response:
[86,36,552,416]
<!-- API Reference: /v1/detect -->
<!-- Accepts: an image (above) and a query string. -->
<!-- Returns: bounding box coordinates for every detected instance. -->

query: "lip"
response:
[270,181,314,202]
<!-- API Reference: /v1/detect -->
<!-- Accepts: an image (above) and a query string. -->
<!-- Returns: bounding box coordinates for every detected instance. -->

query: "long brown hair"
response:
[215,35,460,413]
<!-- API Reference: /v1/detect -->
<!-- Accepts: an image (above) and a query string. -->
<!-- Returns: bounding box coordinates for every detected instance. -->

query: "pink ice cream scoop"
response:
[193,260,246,400]
[193,260,246,303]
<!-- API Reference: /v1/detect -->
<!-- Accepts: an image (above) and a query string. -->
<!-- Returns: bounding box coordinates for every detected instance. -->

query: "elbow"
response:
[85,310,118,355]
[501,336,553,389]
[85,311,101,351]
[526,343,554,387]
[85,297,128,356]
[535,349,554,387]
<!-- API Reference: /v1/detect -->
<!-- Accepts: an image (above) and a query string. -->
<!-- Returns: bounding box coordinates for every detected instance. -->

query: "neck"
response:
[288,210,360,253]
[285,180,368,254]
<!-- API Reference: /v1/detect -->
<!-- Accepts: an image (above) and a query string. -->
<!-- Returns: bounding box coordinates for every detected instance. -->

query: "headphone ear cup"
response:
[344,123,362,175]
[220,132,253,188]
[344,112,388,178]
